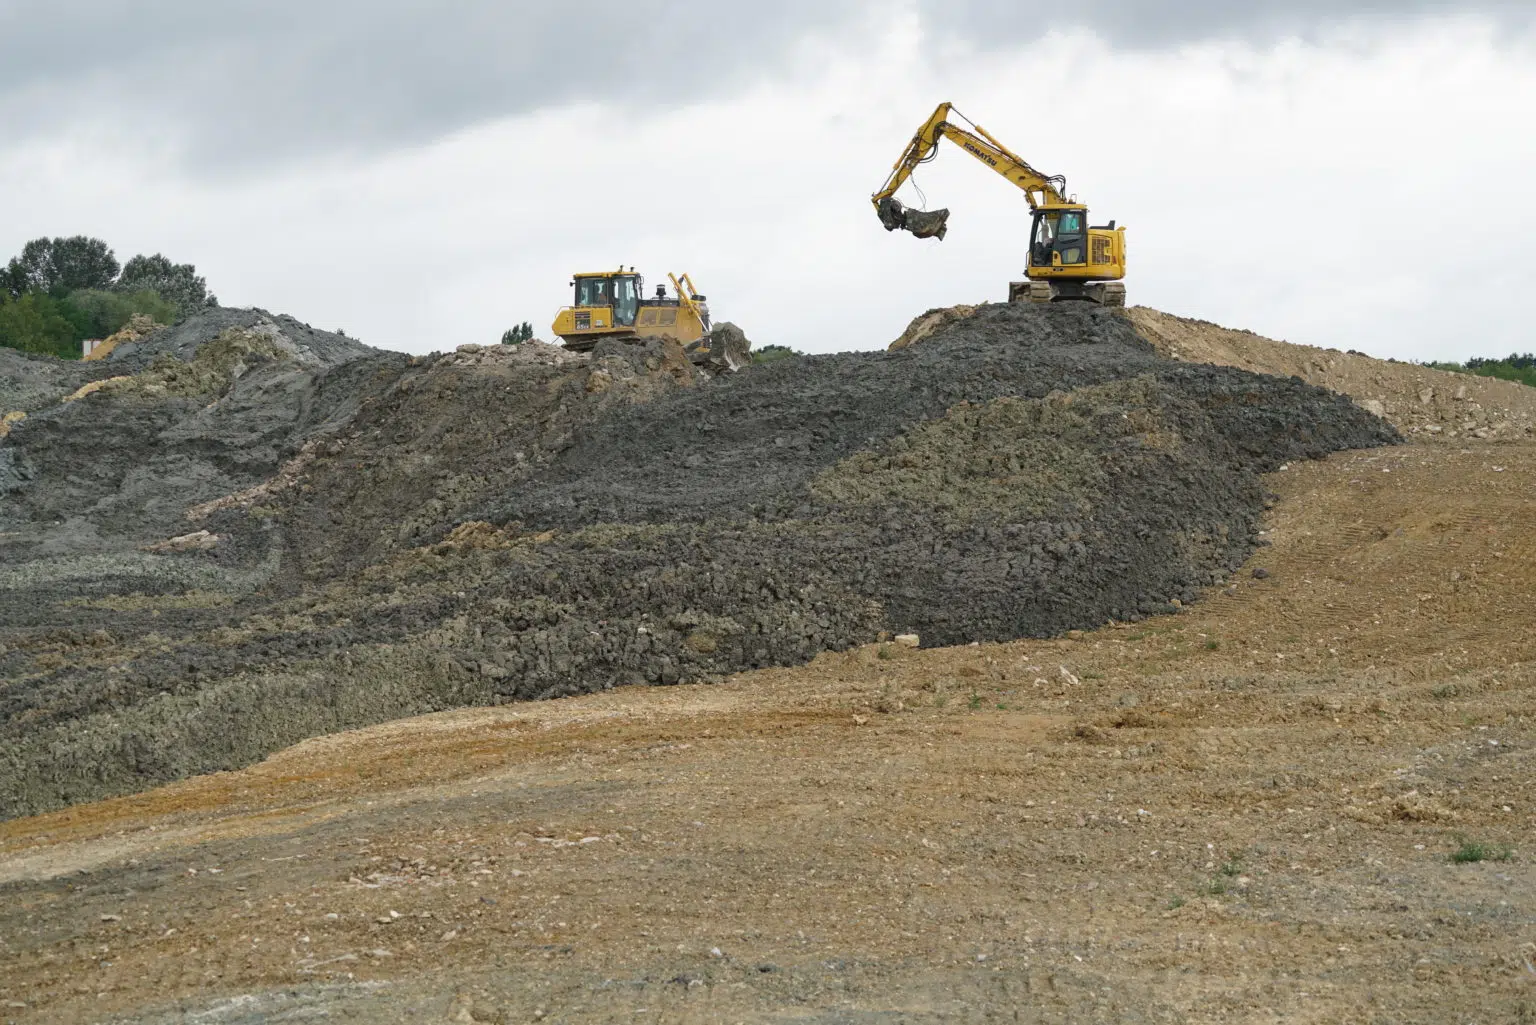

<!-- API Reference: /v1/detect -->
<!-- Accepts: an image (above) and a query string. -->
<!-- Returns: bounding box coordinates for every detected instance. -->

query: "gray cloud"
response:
[0,1,859,169]
[920,0,1533,48]
[0,1,1526,171]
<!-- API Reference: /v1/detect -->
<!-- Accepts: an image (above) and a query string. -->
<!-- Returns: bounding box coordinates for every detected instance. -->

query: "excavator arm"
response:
[872,102,1069,239]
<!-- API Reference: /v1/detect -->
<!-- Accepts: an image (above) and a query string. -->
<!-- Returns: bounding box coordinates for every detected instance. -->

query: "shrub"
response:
[1450,839,1514,864]
[752,344,799,364]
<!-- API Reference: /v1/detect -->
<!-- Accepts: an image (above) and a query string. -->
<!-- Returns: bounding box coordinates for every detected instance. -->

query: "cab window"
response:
[575,277,612,307]
[613,275,639,327]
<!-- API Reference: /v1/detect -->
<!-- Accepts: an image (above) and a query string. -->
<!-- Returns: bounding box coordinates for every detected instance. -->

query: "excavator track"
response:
[1086,282,1127,308]
[1008,280,1125,307]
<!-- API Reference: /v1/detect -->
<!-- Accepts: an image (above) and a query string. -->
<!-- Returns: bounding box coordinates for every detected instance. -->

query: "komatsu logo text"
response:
[961,142,998,167]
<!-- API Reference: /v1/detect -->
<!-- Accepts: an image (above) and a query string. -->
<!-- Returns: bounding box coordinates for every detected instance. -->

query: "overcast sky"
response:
[2,1,1533,360]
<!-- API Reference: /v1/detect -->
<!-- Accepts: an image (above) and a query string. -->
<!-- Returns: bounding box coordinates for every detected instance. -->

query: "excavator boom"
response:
[873,102,1068,223]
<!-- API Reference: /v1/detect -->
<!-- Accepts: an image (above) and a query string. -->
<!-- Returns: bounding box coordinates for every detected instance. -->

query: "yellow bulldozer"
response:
[551,267,750,372]
[873,102,1127,306]
[552,268,710,349]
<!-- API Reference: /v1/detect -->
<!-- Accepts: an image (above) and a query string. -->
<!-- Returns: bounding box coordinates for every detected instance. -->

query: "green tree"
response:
[115,253,216,318]
[1428,355,1536,389]
[62,289,176,339]
[4,236,120,298]
[502,321,534,345]
[0,293,81,358]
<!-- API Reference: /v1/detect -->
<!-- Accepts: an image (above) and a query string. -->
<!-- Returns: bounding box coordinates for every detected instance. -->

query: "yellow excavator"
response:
[873,102,1127,307]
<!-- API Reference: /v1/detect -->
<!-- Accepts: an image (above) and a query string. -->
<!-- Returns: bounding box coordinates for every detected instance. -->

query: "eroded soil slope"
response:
[1,442,1530,1024]
[1127,306,1536,442]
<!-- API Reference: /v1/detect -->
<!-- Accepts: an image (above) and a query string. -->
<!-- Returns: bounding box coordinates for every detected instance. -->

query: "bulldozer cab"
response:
[574,273,641,327]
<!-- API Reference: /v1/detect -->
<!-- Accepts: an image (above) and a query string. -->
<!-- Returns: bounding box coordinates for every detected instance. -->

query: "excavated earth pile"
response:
[0,309,397,609]
[0,303,1398,819]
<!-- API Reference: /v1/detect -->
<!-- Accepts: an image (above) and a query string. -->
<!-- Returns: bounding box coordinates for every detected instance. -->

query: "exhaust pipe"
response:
[876,197,949,240]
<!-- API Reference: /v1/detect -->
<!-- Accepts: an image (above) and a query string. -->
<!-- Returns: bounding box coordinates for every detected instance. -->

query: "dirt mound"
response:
[102,306,380,372]
[0,303,1397,820]
[0,309,399,602]
[0,346,99,414]
[265,336,703,581]
[1127,306,1536,441]
[80,312,162,362]
[888,304,978,350]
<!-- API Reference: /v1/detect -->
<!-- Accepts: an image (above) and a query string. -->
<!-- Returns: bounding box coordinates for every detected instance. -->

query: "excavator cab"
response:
[1030,207,1088,268]
[1016,203,1126,305]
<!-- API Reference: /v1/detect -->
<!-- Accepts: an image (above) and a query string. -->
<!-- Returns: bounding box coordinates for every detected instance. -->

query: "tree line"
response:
[0,236,215,359]
[1429,353,1536,389]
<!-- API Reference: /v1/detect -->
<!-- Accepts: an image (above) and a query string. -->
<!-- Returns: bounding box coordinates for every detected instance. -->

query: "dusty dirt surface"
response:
[1126,307,1536,443]
[2,441,1531,1024]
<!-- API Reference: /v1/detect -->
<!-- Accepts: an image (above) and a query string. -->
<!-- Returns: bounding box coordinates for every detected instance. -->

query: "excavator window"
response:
[1030,213,1056,268]
[1050,208,1087,262]
[1053,211,1086,266]
[1030,211,1088,267]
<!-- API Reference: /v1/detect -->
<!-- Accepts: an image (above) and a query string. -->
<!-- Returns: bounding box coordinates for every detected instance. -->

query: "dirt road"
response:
[2,442,1533,1023]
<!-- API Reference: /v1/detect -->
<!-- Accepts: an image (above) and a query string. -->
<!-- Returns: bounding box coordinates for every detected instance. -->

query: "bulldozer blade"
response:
[686,323,752,373]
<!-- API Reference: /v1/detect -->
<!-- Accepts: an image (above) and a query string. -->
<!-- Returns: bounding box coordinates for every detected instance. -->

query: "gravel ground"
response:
[1,442,1530,1025]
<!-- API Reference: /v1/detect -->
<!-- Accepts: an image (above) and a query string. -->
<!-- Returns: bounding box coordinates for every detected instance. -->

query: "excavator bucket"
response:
[876,197,949,240]
[903,208,950,240]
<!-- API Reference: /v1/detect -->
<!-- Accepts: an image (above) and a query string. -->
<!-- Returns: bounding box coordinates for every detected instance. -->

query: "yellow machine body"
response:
[1027,203,1126,282]
[552,268,710,351]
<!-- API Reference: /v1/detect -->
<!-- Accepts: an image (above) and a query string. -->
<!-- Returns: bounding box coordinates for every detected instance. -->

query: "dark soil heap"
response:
[0,303,1397,819]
